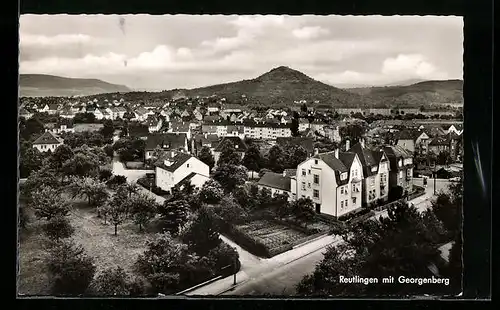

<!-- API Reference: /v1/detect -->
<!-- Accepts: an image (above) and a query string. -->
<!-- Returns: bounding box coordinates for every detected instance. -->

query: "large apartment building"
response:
[383,145,414,196]
[294,149,363,217]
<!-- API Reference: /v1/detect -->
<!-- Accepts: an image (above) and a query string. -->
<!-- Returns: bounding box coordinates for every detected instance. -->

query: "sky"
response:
[19,15,463,90]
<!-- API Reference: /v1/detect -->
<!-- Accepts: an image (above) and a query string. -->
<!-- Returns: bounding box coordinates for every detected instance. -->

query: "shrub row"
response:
[222,225,271,258]
[338,207,372,222]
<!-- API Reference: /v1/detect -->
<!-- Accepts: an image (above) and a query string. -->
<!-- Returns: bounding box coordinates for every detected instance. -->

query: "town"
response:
[18,91,463,296]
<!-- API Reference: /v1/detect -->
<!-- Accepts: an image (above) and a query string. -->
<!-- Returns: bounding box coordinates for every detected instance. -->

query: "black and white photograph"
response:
[17,14,464,297]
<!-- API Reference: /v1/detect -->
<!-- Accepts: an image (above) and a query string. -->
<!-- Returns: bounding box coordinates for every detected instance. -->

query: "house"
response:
[225,124,245,139]
[243,120,292,140]
[93,108,105,120]
[298,118,310,132]
[444,124,463,136]
[169,121,192,140]
[60,107,76,119]
[222,104,242,114]
[155,151,210,193]
[192,133,220,156]
[428,136,451,155]
[32,131,64,153]
[395,130,420,153]
[213,136,248,166]
[349,140,390,207]
[134,107,151,122]
[193,109,203,121]
[19,108,33,119]
[146,115,163,133]
[207,105,219,114]
[323,125,341,143]
[275,137,315,157]
[295,149,363,217]
[144,133,189,160]
[257,172,293,201]
[382,145,414,196]
[46,122,75,134]
[310,121,328,136]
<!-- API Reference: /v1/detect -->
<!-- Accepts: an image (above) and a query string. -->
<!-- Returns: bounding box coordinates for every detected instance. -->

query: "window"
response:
[308,170,311,174]
[341,172,348,180]
[302,195,305,198]
[341,201,344,209]
[314,160,318,165]
[302,182,306,190]
[345,200,348,207]
[187,163,190,168]
[302,169,306,176]
[308,182,311,188]
[399,171,403,178]
[340,187,344,195]
[370,178,375,186]
[352,197,357,204]
[313,189,319,198]
[313,174,319,184]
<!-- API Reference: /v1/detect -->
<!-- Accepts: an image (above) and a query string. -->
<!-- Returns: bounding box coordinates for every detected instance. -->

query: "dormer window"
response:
[371,166,377,172]
[341,172,348,180]
[398,159,402,167]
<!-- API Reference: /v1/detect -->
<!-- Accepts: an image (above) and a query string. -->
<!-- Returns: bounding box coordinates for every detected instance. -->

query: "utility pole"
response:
[233,255,237,286]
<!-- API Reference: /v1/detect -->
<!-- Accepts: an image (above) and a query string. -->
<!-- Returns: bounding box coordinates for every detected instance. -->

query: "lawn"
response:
[236,220,310,253]
[17,197,157,296]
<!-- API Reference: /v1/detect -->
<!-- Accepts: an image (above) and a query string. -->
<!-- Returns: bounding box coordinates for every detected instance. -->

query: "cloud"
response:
[382,54,448,79]
[316,70,385,85]
[292,26,329,39]
[20,33,95,47]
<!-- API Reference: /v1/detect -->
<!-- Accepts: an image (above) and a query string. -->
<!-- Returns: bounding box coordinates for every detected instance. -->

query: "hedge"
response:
[338,207,372,222]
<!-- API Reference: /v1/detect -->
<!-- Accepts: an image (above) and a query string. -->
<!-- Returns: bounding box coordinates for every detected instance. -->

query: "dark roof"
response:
[214,136,248,152]
[155,151,192,173]
[258,172,291,192]
[276,137,315,154]
[145,133,187,151]
[33,131,62,145]
[314,152,348,172]
[284,169,297,177]
[349,142,378,177]
[382,145,413,171]
[396,130,419,141]
[128,125,149,138]
[429,136,450,146]
[338,152,356,170]
[178,172,197,185]
[170,121,190,132]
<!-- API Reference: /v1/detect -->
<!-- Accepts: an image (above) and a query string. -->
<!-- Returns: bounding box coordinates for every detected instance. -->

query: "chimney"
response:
[346,139,350,151]
[361,138,365,148]
[314,148,319,156]
[335,148,339,159]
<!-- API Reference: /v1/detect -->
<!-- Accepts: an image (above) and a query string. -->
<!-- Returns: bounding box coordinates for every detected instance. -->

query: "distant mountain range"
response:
[332,78,427,89]
[19,74,131,97]
[19,68,463,107]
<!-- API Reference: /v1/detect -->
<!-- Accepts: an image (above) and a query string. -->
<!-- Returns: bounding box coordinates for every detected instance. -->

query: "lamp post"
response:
[233,255,237,286]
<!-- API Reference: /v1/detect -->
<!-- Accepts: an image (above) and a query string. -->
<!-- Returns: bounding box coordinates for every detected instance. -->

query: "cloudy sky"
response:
[19,15,463,90]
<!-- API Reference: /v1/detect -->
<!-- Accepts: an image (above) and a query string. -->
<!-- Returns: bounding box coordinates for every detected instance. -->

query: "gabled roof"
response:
[33,131,62,145]
[155,151,193,173]
[145,133,187,151]
[258,172,291,192]
[314,152,348,172]
[349,142,378,177]
[214,136,248,152]
[276,137,315,154]
[382,145,412,159]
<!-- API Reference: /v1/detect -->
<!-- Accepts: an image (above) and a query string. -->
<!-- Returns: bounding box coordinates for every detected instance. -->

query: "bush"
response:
[92,267,131,296]
[106,175,127,187]
[338,207,372,222]
[207,243,241,277]
[47,240,96,295]
[99,168,113,182]
[329,220,347,235]
[43,216,75,241]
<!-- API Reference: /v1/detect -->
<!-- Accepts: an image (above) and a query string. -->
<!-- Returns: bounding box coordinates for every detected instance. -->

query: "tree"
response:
[28,186,70,221]
[99,168,113,182]
[206,242,240,274]
[198,146,215,171]
[339,123,366,144]
[213,164,248,193]
[107,190,128,235]
[438,151,452,166]
[211,195,248,224]
[198,179,224,204]
[20,117,44,141]
[62,151,100,178]
[287,145,308,168]
[134,232,202,294]
[258,187,273,208]
[46,240,96,295]
[19,142,44,178]
[432,176,462,239]
[129,194,158,231]
[291,117,299,136]
[100,119,115,140]
[43,215,74,241]
[68,177,109,208]
[291,198,316,227]
[124,182,139,198]
[181,207,221,256]
[297,202,448,296]
[22,165,60,201]
[242,145,263,178]
[217,140,242,166]
[157,199,190,236]
[48,144,74,171]
[92,267,131,296]
[266,145,286,172]
[233,186,250,209]
[301,103,308,113]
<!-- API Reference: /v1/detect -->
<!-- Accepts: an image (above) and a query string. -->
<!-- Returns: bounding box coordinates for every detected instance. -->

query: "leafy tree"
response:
[291,117,299,136]
[100,119,115,140]
[211,195,248,224]
[438,151,452,166]
[339,123,366,144]
[47,240,96,295]
[124,182,139,198]
[157,199,190,236]
[432,176,462,239]
[106,175,128,188]
[199,179,224,204]
[213,164,248,193]
[233,186,250,209]
[92,267,131,296]
[73,112,97,123]
[62,150,100,178]
[266,145,286,172]
[22,165,60,200]
[106,189,129,235]
[181,207,221,256]
[28,186,70,221]
[99,168,113,182]
[48,144,74,171]
[198,146,215,171]
[291,198,316,227]
[242,144,263,178]
[43,215,74,241]
[63,131,108,149]
[68,177,109,208]
[19,146,44,179]
[129,194,158,231]
[206,242,240,274]
[258,187,273,208]
[287,145,308,168]
[134,232,202,294]
[19,117,44,141]
[297,202,448,296]
[217,140,242,166]
[114,137,145,162]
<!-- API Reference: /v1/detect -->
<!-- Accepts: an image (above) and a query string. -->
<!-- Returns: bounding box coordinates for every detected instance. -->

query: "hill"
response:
[346,79,463,105]
[19,74,131,97]
[180,66,386,107]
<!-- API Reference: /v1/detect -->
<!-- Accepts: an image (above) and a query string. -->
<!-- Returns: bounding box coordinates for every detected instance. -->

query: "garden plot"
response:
[237,220,309,250]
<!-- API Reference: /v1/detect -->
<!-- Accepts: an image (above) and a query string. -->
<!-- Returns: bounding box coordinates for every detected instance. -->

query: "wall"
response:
[378,159,390,202]
[156,157,209,192]
[33,143,61,153]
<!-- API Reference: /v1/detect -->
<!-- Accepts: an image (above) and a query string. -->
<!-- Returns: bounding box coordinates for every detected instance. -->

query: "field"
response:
[17,197,157,296]
[236,220,310,252]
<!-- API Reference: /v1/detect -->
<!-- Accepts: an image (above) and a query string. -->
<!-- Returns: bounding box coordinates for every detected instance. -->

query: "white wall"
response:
[156,156,209,192]
[33,143,62,153]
